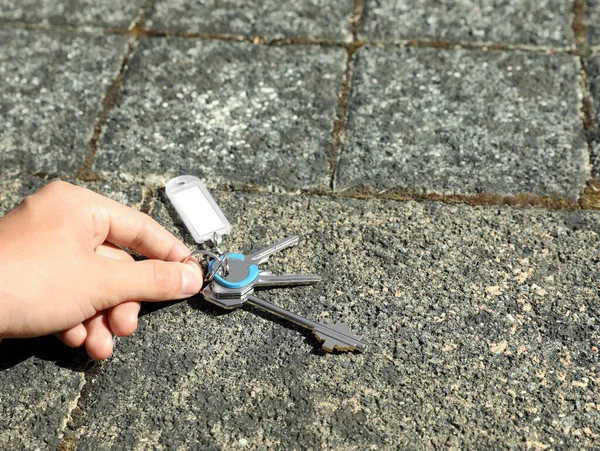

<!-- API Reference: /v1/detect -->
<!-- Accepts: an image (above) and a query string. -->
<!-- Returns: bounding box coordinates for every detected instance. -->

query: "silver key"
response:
[255,271,322,288]
[201,236,365,353]
[204,236,319,307]
[247,236,300,264]
[246,295,366,353]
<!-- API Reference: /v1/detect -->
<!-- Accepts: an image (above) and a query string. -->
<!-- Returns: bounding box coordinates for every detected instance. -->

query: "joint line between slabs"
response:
[74,38,138,182]
[12,170,600,211]
[327,0,366,191]
[74,2,155,182]
[571,0,600,207]
[0,19,583,56]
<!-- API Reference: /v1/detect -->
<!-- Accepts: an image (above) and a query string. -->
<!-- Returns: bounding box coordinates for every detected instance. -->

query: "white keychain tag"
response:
[165,175,231,246]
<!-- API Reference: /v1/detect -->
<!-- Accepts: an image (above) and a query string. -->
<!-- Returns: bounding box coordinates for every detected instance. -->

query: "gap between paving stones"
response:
[20,171,600,212]
[327,44,359,190]
[0,19,582,55]
[57,362,106,451]
[75,0,154,181]
[572,0,600,198]
[350,0,366,41]
[75,37,139,181]
[326,0,365,189]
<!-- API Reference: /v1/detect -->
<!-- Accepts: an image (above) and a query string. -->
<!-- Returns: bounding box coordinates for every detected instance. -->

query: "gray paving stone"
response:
[147,0,353,41]
[0,30,129,176]
[588,55,600,179]
[360,0,574,47]
[66,191,600,449]
[0,172,144,216]
[588,0,600,47]
[0,0,145,28]
[95,39,346,190]
[0,172,45,215]
[338,47,589,200]
[0,340,85,449]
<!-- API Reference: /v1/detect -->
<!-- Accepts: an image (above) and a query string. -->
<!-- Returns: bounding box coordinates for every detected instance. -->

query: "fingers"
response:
[84,313,113,360]
[55,323,87,348]
[80,188,191,262]
[95,243,141,337]
[96,257,203,309]
[108,301,140,337]
[95,242,133,261]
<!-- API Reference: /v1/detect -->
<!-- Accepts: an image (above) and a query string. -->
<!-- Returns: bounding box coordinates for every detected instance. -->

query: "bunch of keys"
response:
[166,175,365,353]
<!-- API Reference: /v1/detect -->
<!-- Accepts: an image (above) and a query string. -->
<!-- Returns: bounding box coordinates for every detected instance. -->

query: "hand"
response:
[0,181,203,360]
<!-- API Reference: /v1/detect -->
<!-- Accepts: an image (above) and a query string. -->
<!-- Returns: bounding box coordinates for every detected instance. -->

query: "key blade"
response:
[248,236,300,264]
[313,322,366,353]
[255,273,322,288]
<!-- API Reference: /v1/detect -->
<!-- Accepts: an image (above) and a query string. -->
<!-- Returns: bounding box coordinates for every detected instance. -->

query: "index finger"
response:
[82,187,191,262]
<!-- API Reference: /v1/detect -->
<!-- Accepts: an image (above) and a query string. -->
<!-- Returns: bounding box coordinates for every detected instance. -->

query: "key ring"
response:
[184,249,229,283]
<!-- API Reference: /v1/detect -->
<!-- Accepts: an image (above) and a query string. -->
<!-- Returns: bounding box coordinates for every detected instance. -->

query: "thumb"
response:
[99,258,204,306]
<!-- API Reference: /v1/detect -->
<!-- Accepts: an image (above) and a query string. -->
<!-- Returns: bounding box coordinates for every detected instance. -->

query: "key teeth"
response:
[312,326,364,353]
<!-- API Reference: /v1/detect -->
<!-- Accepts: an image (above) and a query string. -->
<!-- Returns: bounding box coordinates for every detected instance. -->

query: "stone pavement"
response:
[1,1,599,449]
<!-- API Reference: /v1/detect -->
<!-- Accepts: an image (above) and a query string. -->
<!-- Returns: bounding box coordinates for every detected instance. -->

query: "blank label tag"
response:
[166,175,231,245]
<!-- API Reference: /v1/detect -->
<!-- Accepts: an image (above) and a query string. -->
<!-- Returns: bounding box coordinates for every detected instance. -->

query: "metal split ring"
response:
[184,249,229,283]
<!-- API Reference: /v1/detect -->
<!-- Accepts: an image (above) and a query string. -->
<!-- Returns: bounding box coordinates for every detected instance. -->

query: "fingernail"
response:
[181,263,203,295]
[185,258,204,279]
[184,256,202,271]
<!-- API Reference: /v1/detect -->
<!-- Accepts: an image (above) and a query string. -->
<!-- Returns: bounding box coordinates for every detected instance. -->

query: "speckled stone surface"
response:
[0,338,86,449]
[338,46,589,200]
[0,0,146,28]
[360,0,574,47]
[0,29,128,176]
[0,172,45,215]
[147,0,353,41]
[588,0,600,47]
[588,55,600,179]
[59,190,600,449]
[94,39,345,190]
[0,173,144,214]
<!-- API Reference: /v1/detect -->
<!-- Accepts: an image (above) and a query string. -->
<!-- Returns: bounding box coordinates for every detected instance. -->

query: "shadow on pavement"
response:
[0,299,190,373]
[0,335,91,372]
[0,292,340,373]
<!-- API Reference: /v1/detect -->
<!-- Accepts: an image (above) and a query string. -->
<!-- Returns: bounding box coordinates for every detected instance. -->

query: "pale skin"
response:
[0,181,204,360]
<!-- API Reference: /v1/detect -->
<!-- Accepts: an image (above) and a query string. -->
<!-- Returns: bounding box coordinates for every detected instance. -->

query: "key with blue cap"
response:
[202,236,366,353]
[204,236,320,307]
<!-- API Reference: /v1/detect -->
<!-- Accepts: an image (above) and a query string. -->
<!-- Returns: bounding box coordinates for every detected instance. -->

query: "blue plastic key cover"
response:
[209,254,260,289]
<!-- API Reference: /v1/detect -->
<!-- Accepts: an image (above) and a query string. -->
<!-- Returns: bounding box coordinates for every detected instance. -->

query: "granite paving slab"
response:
[147,0,353,41]
[338,46,589,200]
[94,39,346,190]
[0,0,146,29]
[359,0,574,47]
[61,190,600,449]
[587,0,600,47]
[0,338,86,449]
[0,29,128,176]
[588,55,600,179]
